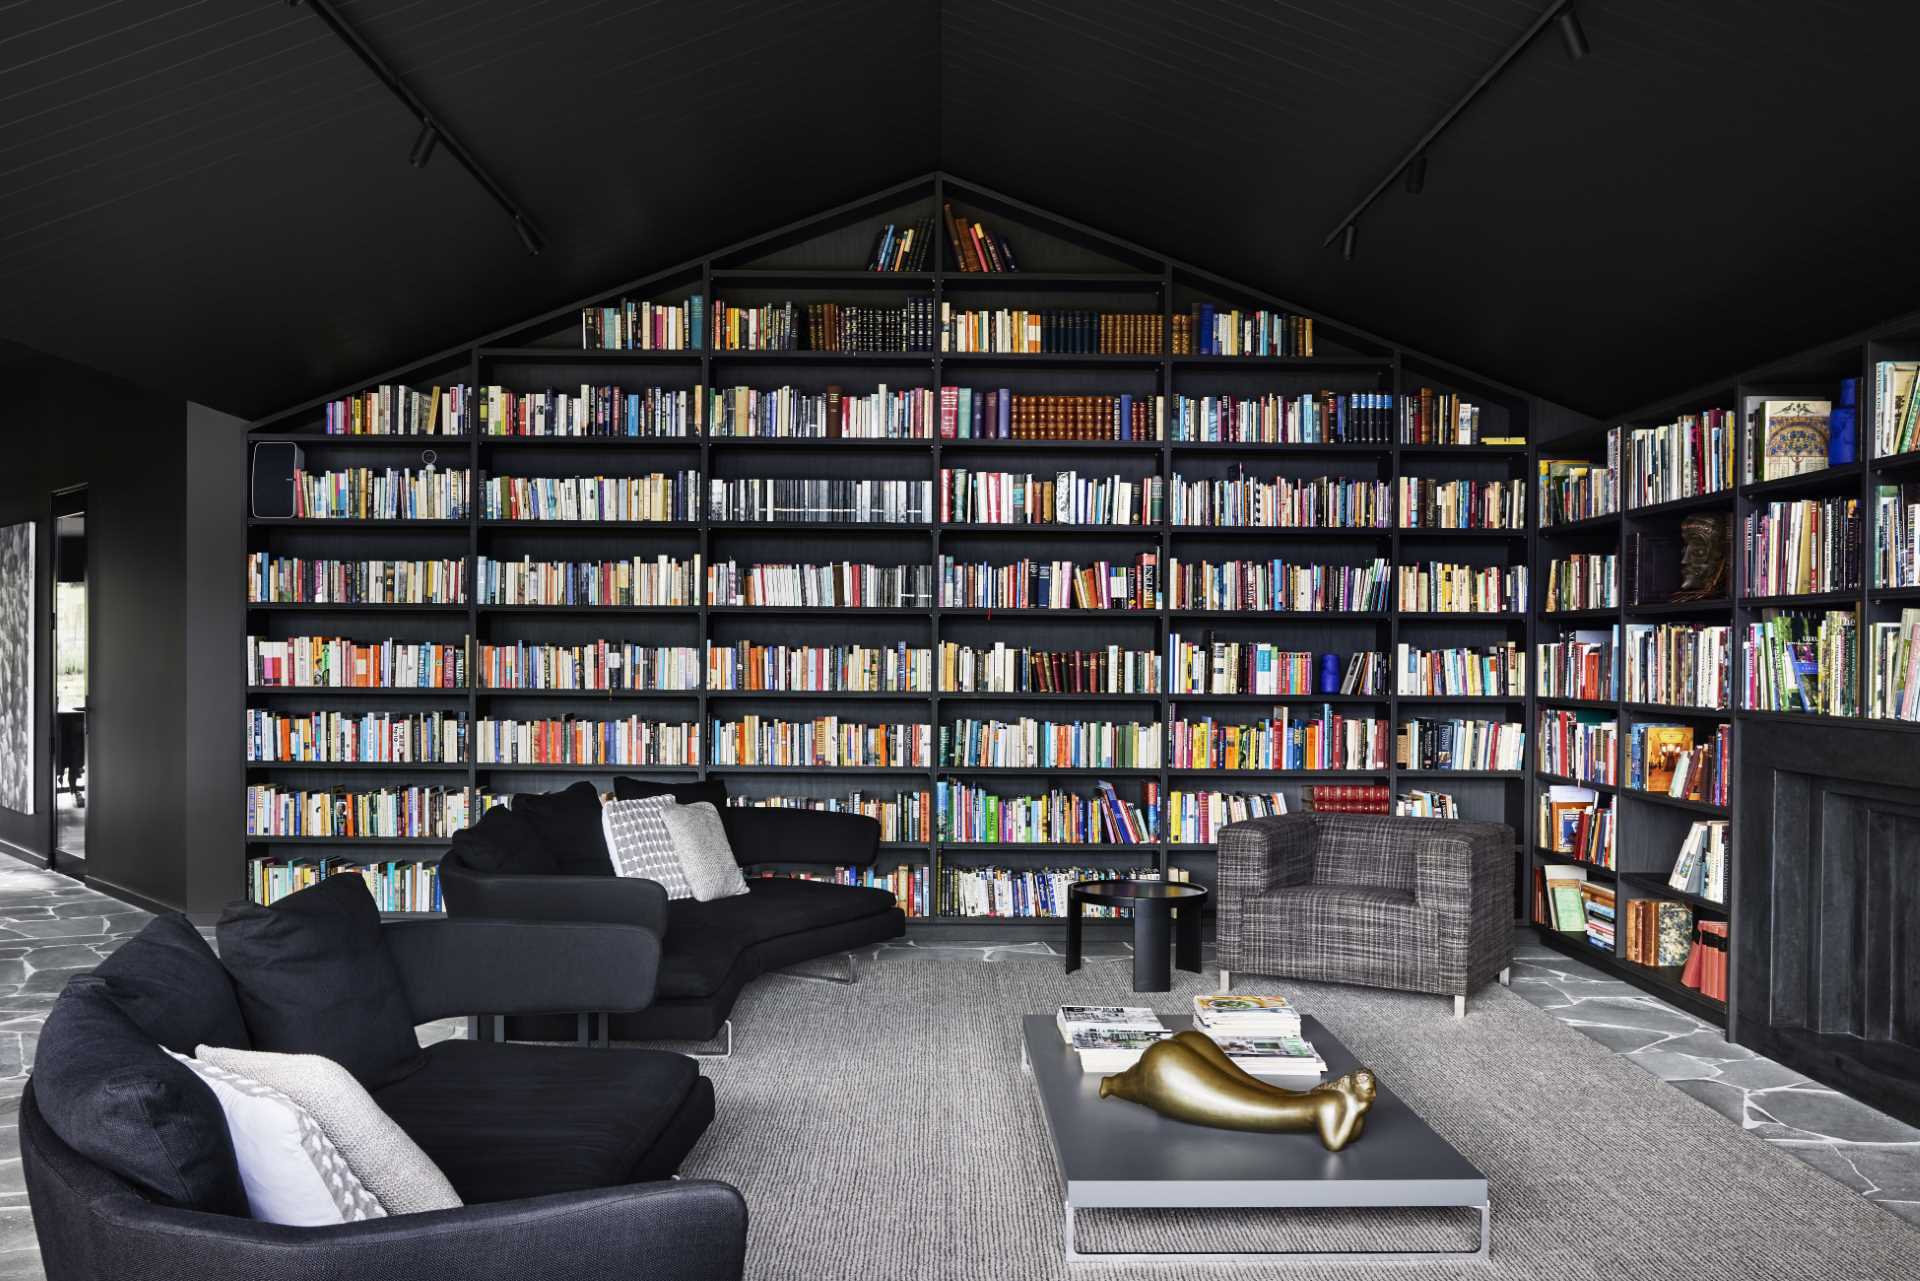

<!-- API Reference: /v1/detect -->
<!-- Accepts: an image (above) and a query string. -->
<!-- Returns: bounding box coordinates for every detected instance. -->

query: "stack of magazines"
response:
[1191,994,1327,1076]
[1056,1006,1171,1073]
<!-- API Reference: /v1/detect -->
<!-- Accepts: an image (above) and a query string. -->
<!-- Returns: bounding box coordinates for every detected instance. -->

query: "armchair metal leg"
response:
[1453,995,1466,1019]
[775,951,859,986]
[687,1020,734,1062]
[1219,968,1231,993]
[1499,967,1511,986]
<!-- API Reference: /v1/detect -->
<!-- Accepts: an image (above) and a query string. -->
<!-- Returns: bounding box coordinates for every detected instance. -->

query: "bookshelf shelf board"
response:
[247,518,469,530]
[706,521,933,533]
[479,520,700,532]
[1167,525,1392,539]
[877,841,935,850]
[1619,788,1729,817]
[1395,527,1529,539]
[246,686,467,697]
[1167,354,1393,370]
[474,762,700,772]
[1736,708,1880,728]
[935,607,1152,618]
[1623,701,1732,718]
[245,836,452,847]
[477,604,701,615]
[477,688,699,699]
[1166,441,1391,456]
[249,435,472,448]
[1739,463,1864,500]
[1542,607,1622,623]
[1537,513,1621,538]
[943,524,1159,536]
[1160,767,1390,778]
[937,842,1161,854]
[1615,871,1728,913]
[1169,609,1391,621]
[1533,852,1616,879]
[707,689,933,700]
[1625,598,1731,617]
[1872,448,1920,475]
[478,436,699,448]
[1624,491,1736,520]
[246,602,470,614]
[1615,954,1726,1011]
[1396,443,1532,457]
[1871,585,1920,602]
[1535,696,1618,711]
[1394,693,1526,704]
[938,353,1163,367]
[1398,769,1525,780]
[707,436,934,449]
[1535,772,1616,793]
[1738,590,1862,609]
[1397,611,1527,622]
[1167,692,1387,703]
[708,268,937,285]
[707,766,932,775]
[941,271,1163,286]
[706,604,930,616]
[478,347,702,363]
[943,439,1164,451]
[938,690,1162,701]
[709,350,936,364]
[245,761,469,772]
[936,767,1165,777]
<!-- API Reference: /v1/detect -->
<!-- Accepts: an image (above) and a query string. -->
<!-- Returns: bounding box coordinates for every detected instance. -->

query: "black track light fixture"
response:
[515,217,545,257]
[1557,6,1589,61]
[1341,224,1358,262]
[408,123,437,169]
[1404,154,1428,195]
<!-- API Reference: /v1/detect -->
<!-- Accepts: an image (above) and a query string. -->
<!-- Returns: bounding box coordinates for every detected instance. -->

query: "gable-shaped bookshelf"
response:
[242,172,1548,930]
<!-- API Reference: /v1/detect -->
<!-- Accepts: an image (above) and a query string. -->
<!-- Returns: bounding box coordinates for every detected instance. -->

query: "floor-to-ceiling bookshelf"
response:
[242,173,1548,928]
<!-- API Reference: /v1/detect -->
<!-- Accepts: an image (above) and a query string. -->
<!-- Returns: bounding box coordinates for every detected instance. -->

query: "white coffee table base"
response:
[1061,1200,1490,1265]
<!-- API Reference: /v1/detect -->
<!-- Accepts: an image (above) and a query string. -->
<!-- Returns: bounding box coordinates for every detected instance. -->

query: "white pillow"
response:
[660,801,750,902]
[166,1050,384,1226]
[197,1045,461,1215]
[602,795,694,898]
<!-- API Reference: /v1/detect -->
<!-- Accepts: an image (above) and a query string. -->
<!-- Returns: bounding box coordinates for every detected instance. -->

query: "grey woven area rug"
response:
[672,952,1920,1280]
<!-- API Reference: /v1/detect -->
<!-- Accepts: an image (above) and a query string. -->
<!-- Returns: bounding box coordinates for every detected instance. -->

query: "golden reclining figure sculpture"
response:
[1099,1030,1377,1152]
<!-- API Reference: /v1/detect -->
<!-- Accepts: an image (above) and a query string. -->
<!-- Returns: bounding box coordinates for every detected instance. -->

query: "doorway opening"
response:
[51,488,85,867]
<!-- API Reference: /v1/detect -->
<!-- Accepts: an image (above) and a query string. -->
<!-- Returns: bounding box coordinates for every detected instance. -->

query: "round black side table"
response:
[1065,879,1209,992]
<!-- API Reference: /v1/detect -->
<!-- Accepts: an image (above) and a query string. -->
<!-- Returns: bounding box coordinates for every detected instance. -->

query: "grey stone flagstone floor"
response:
[0,861,1914,1279]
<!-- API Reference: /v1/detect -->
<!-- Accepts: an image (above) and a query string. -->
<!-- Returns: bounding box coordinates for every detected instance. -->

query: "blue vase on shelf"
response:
[1830,377,1857,466]
[1320,653,1341,694]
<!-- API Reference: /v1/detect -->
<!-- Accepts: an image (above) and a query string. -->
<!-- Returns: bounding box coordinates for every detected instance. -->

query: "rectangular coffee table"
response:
[1022,1014,1489,1264]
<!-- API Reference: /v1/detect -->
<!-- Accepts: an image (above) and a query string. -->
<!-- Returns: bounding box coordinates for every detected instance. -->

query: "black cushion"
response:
[374,1039,707,1203]
[32,977,248,1215]
[512,781,615,876]
[447,802,560,876]
[654,879,897,998]
[613,775,728,807]
[216,873,425,1091]
[89,913,250,1056]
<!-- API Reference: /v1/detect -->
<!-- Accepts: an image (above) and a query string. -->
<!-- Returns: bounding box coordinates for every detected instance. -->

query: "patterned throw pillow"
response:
[660,801,750,902]
[197,1045,461,1216]
[166,1050,385,1226]
[601,795,694,899]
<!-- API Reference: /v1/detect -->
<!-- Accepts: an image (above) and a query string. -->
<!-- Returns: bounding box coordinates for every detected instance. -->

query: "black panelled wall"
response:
[0,340,245,912]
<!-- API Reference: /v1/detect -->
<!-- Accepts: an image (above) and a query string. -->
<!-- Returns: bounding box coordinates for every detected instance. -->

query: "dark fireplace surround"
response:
[1737,718,1920,1127]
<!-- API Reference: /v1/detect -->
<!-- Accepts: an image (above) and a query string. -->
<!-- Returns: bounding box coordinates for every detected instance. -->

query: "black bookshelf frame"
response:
[242,172,1549,927]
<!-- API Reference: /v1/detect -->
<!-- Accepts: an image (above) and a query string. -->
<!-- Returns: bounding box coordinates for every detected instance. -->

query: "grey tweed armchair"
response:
[1215,814,1515,1017]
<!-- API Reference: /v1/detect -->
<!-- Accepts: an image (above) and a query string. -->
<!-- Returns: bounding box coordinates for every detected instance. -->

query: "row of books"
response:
[1622,898,1693,967]
[292,467,470,521]
[1680,920,1730,1001]
[246,554,467,605]
[246,637,465,689]
[1301,783,1389,814]
[709,477,932,524]
[1536,629,1618,701]
[478,385,695,439]
[943,203,1018,273]
[707,717,932,769]
[1868,608,1920,721]
[936,779,1155,845]
[709,385,936,440]
[1168,642,1384,697]
[730,793,932,843]
[1539,785,1614,866]
[708,560,933,609]
[1627,721,1730,806]
[1742,610,1856,716]
[245,784,490,839]
[1166,789,1287,842]
[1623,410,1736,508]
[1668,819,1728,903]
[1743,497,1862,598]
[1167,392,1395,445]
[1169,557,1393,612]
[1394,563,1528,614]
[473,718,699,766]
[1625,622,1732,710]
[1396,642,1524,698]
[475,554,698,607]
[1396,718,1524,771]
[474,643,699,692]
[765,866,932,917]
[1874,483,1920,588]
[1167,474,1390,530]
[867,217,936,272]
[1539,866,1613,951]
[326,384,470,436]
[1168,709,1390,772]
[711,297,938,353]
[936,554,1159,610]
[707,642,930,692]
[939,718,1162,769]
[246,710,466,764]
[581,295,704,350]
[1175,305,1314,357]
[938,643,1160,695]
[1543,552,1616,613]
[1873,360,1920,458]
[248,861,443,912]
[938,469,1162,526]
[940,388,1161,440]
[1536,710,1616,784]
[481,472,699,524]
[1394,790,1461,818]
[942,306,1142,355]
[1399,388,1496,446]
[1537,436,1620,525]
[1397,477,1525,530]
[938,866,1189,918]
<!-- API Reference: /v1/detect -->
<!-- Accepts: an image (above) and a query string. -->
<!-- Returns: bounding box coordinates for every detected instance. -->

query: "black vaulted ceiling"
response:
[3,0,1918,421]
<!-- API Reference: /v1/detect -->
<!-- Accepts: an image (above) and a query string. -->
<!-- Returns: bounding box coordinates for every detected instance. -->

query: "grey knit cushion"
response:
[602,796,694,899]
[197,1045,461,1216]
[660,802,750,902]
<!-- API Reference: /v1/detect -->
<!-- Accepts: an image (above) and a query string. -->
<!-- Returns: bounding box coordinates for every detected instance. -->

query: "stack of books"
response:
[1191,994,1327,1076]
[1057,1006,1172,1073]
